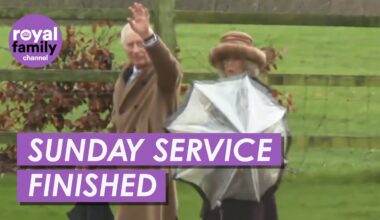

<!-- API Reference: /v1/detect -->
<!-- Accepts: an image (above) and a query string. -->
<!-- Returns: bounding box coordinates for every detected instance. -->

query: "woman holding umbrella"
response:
[166,31,290,220]
[202,31,281,220]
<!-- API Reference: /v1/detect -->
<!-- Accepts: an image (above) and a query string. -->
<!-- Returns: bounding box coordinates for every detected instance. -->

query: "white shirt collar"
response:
[133,66,141,74]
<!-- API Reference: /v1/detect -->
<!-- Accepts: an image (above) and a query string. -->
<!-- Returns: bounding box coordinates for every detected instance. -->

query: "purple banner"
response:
[17,133,282,166]
[17,169,166,203]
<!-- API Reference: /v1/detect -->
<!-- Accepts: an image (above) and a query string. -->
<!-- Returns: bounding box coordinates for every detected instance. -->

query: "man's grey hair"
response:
[120,23,133,50]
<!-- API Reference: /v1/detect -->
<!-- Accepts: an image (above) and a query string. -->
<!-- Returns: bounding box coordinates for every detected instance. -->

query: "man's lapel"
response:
[117,65,155,113]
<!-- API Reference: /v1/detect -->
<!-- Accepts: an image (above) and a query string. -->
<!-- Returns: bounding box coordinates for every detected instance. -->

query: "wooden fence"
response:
[1,69,380,87]
[0,70,379,148]
[2,8,380,27]
[1,0,379,148]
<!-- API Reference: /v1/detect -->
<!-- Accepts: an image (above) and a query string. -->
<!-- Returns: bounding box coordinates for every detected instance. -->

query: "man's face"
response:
[223,56,245,77]
[124,31,151,68]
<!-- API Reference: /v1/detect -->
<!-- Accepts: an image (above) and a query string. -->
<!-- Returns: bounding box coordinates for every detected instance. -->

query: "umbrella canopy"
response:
[165,74,291,209]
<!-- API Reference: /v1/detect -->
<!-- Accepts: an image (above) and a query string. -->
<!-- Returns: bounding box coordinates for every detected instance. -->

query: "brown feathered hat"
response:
[209,31,267,70]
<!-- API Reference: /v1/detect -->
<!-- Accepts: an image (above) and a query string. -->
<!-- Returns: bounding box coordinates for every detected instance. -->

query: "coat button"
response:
[134,105,138,109]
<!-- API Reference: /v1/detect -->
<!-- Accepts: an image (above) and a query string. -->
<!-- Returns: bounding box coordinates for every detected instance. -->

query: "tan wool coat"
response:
[111,39,182,220]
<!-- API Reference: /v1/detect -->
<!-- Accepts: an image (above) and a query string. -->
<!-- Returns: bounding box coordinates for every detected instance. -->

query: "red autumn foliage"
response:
[0,21,119,173]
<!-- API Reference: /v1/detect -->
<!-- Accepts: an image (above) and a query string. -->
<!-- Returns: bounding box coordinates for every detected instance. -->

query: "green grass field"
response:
[1,24,380,220]
[1,24,380,136]
[2,24,380,74]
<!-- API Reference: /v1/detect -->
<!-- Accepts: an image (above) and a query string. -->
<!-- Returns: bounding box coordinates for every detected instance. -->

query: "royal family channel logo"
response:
[8,14,62,68]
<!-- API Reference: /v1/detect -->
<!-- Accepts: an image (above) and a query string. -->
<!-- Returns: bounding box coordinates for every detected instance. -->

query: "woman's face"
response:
[223,56,245,76]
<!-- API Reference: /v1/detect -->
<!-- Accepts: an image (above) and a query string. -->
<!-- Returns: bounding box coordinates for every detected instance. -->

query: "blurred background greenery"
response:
[1,17,380,220]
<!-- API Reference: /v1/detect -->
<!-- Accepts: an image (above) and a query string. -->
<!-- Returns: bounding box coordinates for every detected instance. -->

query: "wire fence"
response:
[0,77,379,139]
[279,85,380,137]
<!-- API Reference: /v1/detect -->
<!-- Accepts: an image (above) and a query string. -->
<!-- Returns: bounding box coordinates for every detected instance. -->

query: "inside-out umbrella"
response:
[165,74,291,209]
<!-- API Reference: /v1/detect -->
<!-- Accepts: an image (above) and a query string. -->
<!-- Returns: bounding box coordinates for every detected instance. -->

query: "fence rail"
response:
[1,69,380,86]
[1,8,380,27]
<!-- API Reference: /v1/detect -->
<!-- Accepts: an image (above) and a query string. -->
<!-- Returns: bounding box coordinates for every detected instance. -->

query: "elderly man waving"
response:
[111,2,182,220]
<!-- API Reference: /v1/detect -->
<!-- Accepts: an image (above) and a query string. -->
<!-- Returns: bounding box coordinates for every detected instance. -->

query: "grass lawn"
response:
[2,24,380,136]
[1,24,380,75]
[1,24,380,137]
[1,24,380,219]
[1,146,380,220]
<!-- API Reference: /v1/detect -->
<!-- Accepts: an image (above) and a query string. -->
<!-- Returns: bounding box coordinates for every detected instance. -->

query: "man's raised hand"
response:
[128,2,153,40]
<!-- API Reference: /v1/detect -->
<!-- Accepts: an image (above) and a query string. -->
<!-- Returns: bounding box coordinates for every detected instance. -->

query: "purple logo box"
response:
[17,169,166,203]
[9,14,62,68]
[17,133,283,166]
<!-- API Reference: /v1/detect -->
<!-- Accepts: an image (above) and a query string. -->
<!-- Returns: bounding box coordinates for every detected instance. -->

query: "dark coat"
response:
[111,39,182,220]
[202,187,279,220]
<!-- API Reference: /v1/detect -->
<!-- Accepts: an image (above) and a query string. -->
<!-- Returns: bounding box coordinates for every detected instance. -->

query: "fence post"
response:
[152,0,178,54]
